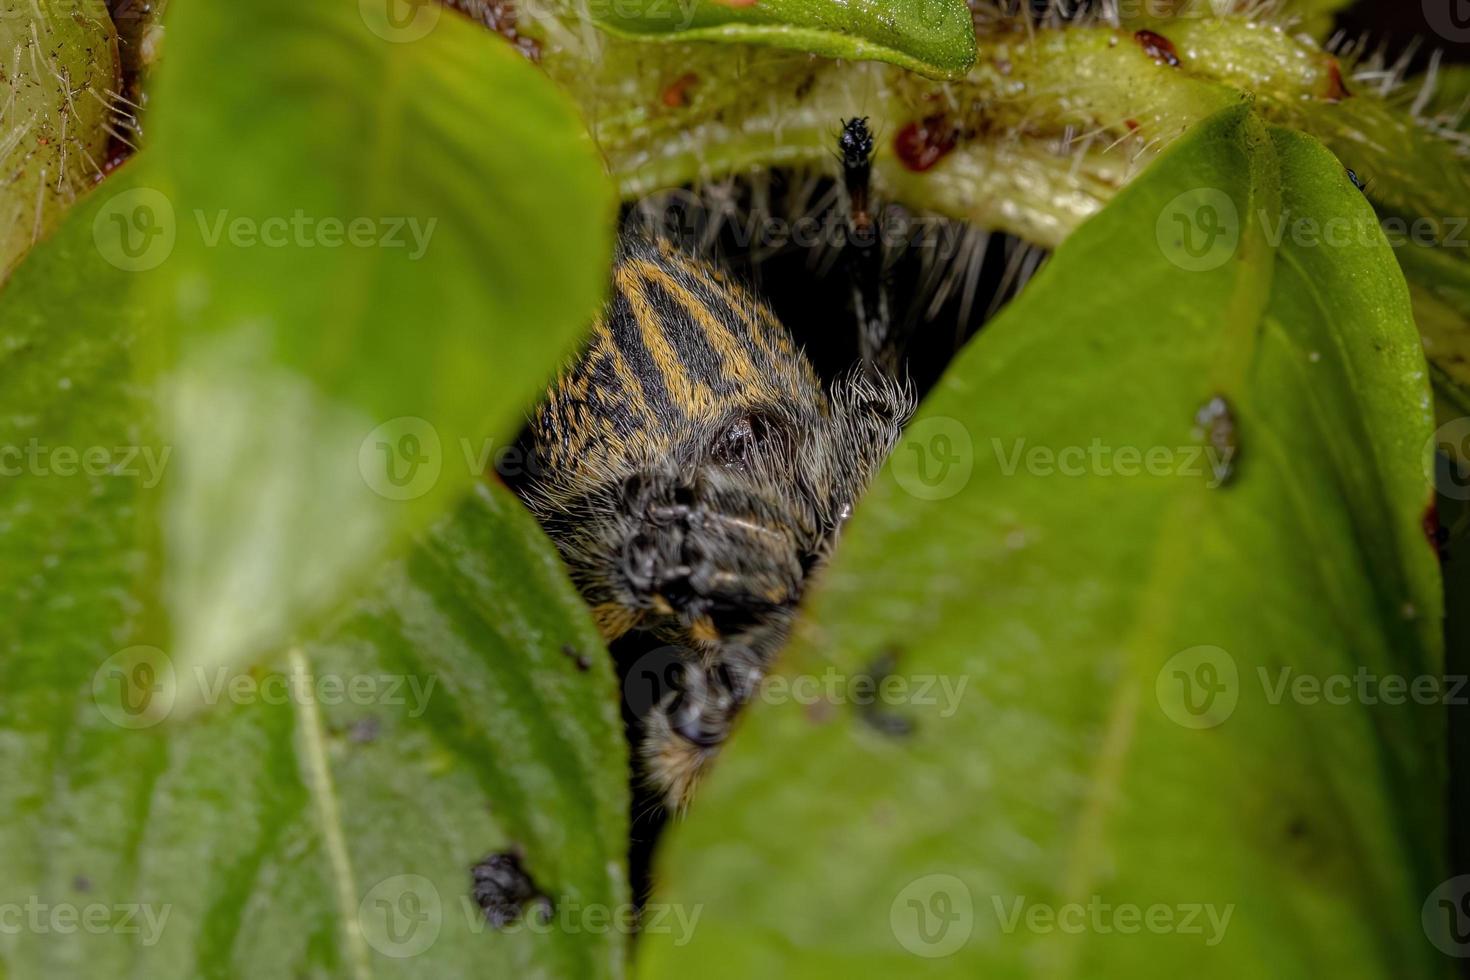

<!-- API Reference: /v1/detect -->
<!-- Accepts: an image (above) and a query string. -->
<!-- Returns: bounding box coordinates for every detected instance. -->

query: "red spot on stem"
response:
[1324,61,1351,102]
[661,73,699,109]
[1134,29,1180,68]
[894,115,958,172]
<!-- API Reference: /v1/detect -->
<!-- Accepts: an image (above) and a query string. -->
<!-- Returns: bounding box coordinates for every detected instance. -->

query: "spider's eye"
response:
[711,412,780,466]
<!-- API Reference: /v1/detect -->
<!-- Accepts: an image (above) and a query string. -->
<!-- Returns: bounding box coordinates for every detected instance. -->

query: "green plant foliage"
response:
[0,0,118,278]
[0,169,628,977]
[587,0,976,80]
[1,4,1462,977]
[637,107,1445,977]
[128,0,615,695]
[532,13,1470,415]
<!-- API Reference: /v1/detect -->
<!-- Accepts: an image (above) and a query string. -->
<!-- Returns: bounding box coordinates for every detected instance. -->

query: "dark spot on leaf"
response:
[856,648,915,737]
[894,115,957,173]
[1286,816,1308,840]
[72,875,91,893]
[1194,395,1238,487]
[1425,500,1449,559]
[1125,118,1140,132]
[348,716,380,744]
[472,850,552,928]
[1134,29,1180,68]
[561,643,591,672]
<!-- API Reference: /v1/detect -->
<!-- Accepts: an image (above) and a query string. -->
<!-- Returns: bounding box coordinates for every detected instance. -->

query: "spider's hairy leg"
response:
[640,637,774,809]
[545,461,813,650]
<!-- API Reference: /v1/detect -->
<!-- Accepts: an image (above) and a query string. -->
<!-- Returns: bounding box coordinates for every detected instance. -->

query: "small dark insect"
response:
[1194,394,1239,487]
[519,130,915,806]
[561,642,591,671]
[471,851,550,928]
[839,117,875,235]
[1346,168,1367,194]
[839,117,901,373]
[1134,29,1181,69]
[855,649,915,737]
[347,716,380,744]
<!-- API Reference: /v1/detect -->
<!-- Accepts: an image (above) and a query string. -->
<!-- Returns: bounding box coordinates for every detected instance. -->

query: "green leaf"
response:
[4,488,628,977]
[1,177,628,976]
[586,0,977,80]
[0,0,117,277]
[1400,250,1470,418]
[638,107,1444,976]
[128,0,614,695]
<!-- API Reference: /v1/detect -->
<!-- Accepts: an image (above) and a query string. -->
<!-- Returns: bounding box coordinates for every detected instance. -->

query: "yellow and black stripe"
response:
[532,236,825,483]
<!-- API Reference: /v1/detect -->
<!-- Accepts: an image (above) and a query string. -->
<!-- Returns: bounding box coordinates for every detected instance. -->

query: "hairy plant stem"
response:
[523,11,1470,401]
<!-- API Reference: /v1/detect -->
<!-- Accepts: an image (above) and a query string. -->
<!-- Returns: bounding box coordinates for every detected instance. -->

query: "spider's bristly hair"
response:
[519,234,914,809]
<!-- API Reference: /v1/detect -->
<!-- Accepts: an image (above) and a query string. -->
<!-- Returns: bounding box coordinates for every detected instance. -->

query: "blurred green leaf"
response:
[638,107,1445,977]
[1400,245,1470,417]
[0,177,629,977]
[127,0,614,697]
[588,0,976,80]
[0,0,117,278]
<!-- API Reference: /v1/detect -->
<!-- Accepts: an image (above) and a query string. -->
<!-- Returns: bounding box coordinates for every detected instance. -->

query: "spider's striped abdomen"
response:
[531,237,825,498]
